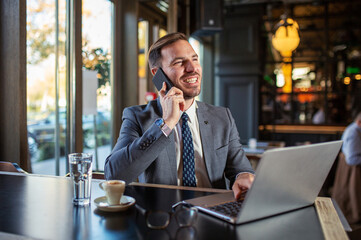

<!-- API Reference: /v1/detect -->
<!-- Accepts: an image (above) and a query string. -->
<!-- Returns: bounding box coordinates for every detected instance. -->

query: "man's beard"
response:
[183,87,201,100]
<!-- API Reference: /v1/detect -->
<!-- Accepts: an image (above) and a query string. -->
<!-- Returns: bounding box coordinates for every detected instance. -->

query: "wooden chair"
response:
[0,161,28,174]
[332,152,361,224]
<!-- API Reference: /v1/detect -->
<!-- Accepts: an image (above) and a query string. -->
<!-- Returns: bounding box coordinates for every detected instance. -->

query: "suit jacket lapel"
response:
[196,101,215,183]
[165,131,177,184]
[156,98,177,185]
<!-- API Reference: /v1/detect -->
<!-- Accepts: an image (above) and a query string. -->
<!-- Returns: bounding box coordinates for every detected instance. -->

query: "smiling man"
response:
[104,32,254,199]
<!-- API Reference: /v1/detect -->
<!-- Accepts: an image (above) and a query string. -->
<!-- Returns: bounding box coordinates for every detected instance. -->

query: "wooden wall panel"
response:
[218,17,258,63]
[0,0,29,171]
[215,5,262,142]
[111,0,138,147]
[217,76,258,143]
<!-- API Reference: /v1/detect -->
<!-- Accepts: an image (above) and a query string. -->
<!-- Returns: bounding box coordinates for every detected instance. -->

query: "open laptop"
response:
[182,140,343,224]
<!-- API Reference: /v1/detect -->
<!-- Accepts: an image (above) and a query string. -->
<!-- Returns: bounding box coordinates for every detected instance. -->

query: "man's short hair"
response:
[148,32,188,69]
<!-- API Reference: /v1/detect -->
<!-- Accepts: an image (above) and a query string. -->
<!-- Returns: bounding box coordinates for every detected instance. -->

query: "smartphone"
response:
[152,68,174,92]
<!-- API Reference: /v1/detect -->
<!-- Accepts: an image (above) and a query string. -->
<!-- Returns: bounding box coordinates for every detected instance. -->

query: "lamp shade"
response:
[272,18,300,57]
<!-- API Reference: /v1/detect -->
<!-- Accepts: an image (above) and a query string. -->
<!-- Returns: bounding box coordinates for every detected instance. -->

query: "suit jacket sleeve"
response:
[104,106,172,183]
[224,108,255,186]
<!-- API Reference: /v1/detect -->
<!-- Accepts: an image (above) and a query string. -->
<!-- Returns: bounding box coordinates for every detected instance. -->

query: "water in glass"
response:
[69,153,93,206]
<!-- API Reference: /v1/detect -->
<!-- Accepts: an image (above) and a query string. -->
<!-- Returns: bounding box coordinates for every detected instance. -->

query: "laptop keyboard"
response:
[208,200,243,218]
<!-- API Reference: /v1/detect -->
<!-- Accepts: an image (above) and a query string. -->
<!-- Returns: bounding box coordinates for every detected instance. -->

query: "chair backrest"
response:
[65,172,104,180]
[92,172,105,179]
[0,161,27,174]
[267,141,286,148]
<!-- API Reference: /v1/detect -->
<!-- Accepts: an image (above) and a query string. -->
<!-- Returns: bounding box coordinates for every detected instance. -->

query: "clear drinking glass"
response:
[69,153,93,206]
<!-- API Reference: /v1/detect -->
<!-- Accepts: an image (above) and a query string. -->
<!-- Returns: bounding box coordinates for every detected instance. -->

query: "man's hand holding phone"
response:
[159,82,185,129]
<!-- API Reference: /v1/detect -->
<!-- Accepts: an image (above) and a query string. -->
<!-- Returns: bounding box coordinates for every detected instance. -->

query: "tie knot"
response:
[182,112,189,122]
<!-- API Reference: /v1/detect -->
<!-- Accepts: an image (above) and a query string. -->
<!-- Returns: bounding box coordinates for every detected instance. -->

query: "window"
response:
[27,0,67,175]
[27,0,113,175]
[138,20,149,105]
[82,0,112,171]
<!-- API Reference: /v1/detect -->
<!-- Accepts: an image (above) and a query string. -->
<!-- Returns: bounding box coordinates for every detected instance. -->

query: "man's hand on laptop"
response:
[232,172,255,200]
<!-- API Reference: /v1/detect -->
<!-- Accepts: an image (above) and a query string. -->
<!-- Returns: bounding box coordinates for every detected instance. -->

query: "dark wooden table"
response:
[0,172,347,240]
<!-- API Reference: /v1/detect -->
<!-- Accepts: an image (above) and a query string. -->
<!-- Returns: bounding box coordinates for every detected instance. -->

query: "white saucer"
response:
[94,195,136,212]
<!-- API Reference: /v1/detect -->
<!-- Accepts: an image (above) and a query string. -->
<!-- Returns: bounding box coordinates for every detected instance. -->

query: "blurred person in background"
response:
[332,112,361,224]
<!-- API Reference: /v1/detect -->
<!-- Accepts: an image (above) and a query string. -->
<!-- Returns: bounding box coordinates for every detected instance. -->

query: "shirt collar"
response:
[184,100,197,124]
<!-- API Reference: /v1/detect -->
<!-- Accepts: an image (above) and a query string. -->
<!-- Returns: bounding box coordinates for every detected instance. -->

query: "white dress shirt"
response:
[342,122,361,165]
[174,101,212,188]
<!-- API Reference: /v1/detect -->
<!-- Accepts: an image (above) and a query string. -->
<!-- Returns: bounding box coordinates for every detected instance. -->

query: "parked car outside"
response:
[27,109,110,162]
[28,132,39,163]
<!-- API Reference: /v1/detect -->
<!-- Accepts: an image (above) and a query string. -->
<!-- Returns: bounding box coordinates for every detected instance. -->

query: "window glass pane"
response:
[159,28,167,38]
[27,0,67,175]
[82,0,112,171]
[138,21,149,105]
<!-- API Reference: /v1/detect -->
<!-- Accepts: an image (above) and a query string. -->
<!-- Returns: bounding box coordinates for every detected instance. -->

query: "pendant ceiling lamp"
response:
[272,13,300,93]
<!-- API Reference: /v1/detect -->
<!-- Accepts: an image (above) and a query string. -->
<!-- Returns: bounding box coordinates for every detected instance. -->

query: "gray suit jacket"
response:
[104,99,254,189]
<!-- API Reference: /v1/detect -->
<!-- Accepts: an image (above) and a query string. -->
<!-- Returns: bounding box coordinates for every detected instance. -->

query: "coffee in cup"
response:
[99,180,126,205]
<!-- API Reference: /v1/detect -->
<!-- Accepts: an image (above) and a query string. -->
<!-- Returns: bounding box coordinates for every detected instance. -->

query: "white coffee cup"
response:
[99,180,126,205]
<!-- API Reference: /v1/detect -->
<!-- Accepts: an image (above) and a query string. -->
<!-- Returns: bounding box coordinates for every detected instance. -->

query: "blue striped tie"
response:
[181,112,196,187]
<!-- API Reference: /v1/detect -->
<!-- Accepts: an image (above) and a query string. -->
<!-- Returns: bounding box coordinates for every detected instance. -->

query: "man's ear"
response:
[151,68,158,76]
